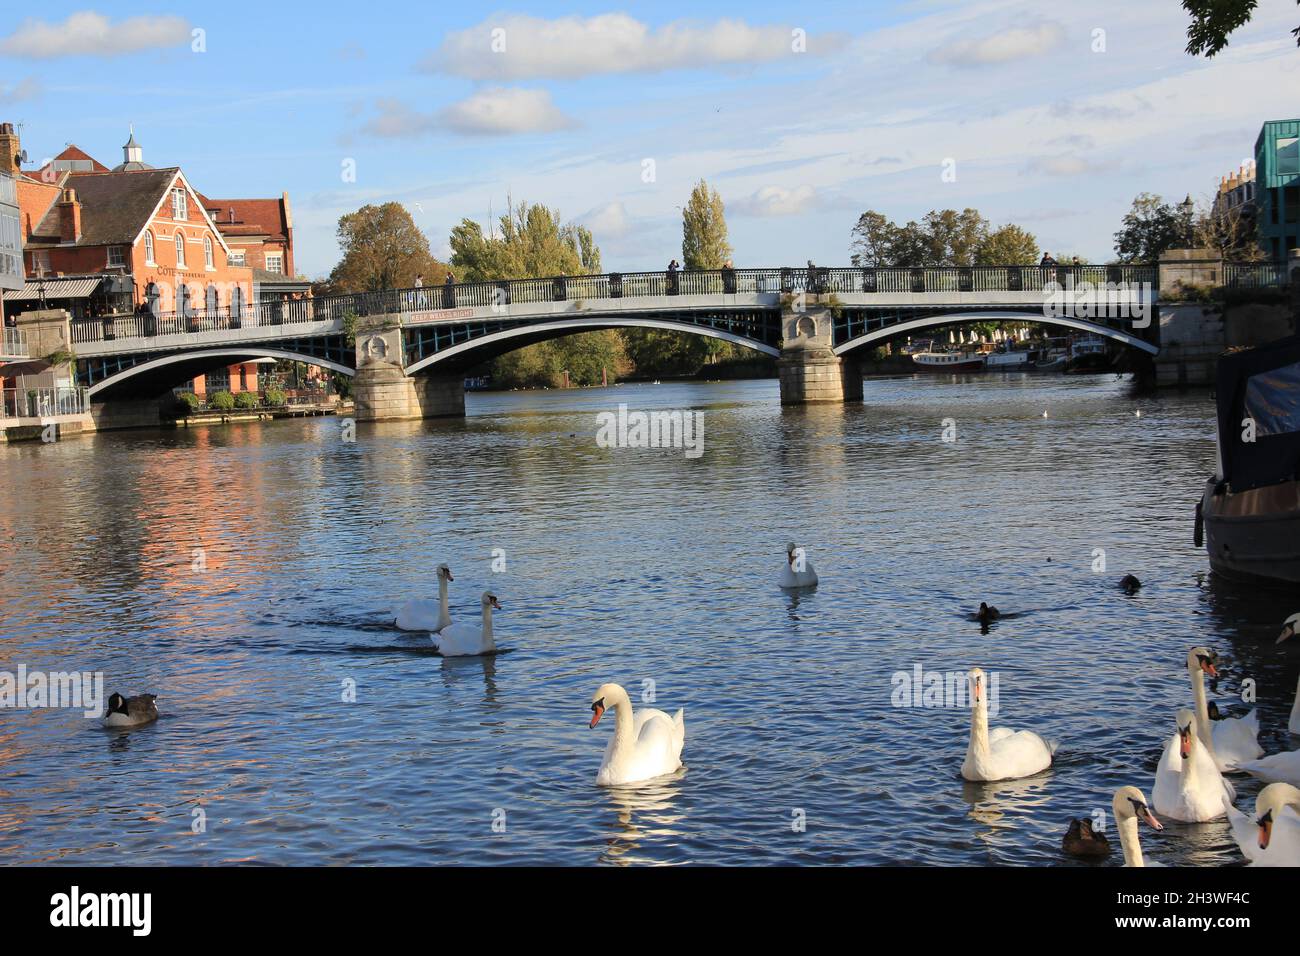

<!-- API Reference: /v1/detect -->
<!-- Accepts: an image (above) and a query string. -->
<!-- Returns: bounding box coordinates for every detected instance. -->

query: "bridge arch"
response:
[403,315,779,375]
[834,310,1158,356]
[86,348,354,399]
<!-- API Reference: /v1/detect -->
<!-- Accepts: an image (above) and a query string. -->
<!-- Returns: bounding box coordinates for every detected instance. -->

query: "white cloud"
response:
[730,184,820,217]
[0,77,41,103]
[0,12,190,58]
[360,89,575,138]
[580,201,632,238]
[439,88,577,136]
[928,22,1065,67]
[423,14,847,79]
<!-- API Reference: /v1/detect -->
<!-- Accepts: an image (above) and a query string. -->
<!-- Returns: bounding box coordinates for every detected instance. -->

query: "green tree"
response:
[974,224,1039,265]
[328,202,447,292]
[849,210,899,266]
[1113,193,1190,262]
[681,180,733,270]
[448,199,623,388]
[1182,0,1298,57]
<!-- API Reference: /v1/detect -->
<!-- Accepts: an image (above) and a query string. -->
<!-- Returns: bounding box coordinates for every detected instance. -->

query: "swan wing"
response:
[1234,749,1300,787]
[432,621,484,657]
[1264,806,1300,867]
[395,599,445,632]
[987,728,1053,777]
[1213,711,1263,767]
[633,710,682,776]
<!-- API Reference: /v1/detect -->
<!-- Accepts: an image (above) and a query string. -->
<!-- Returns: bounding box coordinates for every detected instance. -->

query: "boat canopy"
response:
[1216,334,1300,492]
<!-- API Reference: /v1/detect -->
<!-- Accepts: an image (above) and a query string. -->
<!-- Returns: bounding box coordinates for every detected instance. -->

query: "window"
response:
[265,252,284,274]
[1245,361,1300,436]
[204,235,214,269]
[171,187,188,220]
[175,232,186,267]
[107,245,126,268]
[206,368,230,393]
[206,285,219,313]
[32,250,51,275]
[231,284,244,319]
[144,230,155,264]
[1277,137,1300,176]
[229,250,246,266]
[1285,186,1298,224]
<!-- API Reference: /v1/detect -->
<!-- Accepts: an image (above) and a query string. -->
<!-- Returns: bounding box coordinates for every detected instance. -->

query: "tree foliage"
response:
[681,179,733,270]
[1112,193,1193,263]
[1193,197,1265,260]
[1182,0,1298,57]
[850,208,1039,266]
[328,202,448,292]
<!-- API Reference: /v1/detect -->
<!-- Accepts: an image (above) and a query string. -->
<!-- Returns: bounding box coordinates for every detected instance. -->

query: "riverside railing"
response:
[1223,260,1290,289]
[66,265,1162,347]
[1,385,90,419]
[2,327,27,359]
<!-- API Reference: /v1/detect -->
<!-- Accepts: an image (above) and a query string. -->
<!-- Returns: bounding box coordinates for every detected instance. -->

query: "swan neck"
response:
[1189,664,1214,753]
[1118,815,1144,867]
[481,602,494,647]
[969,697,989,758]
[610,689,635,753]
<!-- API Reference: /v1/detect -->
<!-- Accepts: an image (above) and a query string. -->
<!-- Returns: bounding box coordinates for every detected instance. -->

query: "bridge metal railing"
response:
[65,265,1162,348]
[1,385,90,419]
[1223,260,1290,289]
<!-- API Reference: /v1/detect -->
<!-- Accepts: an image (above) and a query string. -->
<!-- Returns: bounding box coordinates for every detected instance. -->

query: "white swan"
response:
[1278,611,1299,646]
[1113,786,1164,867]
[1152,708,1235,822]
[1291,669,1300,737]
[778,542,818,588]
[432,591,500,657]
[395,563,453,632]
[1186,646,1262,770]
[961,667,1055,782]
[589,682,685,786]
[1224,782,1300,866]
[1234,749,1300,787]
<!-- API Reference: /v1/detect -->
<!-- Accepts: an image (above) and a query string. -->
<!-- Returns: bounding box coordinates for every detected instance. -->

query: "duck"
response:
[1278,611,1300,645]
[102,692,158,728]
[1185,646,1262,770]
[395,563,453,632]
[1062,817,1110,859]
[976,602,1000,625]
[1224,782,1300,866]
[588,682,685,786]
[1119,574,1141,594]
[778,542,818,588]
[432,591,501,657]
[1112,786,1163,867]
[1152,708,1235,822]
[961,667,1055,782]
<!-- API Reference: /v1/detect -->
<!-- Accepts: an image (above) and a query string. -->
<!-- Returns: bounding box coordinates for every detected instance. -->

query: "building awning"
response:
[3,276,106,301]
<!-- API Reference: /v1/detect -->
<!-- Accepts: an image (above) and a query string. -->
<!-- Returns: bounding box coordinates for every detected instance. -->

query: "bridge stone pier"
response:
[350,315,464,422]
[777,295,862,405]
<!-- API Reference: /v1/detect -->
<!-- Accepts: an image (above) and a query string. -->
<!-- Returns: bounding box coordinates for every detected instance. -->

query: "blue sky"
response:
[2,2,1298,278]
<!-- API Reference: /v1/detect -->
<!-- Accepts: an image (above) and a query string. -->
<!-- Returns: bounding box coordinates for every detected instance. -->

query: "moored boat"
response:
[1197,335,1300,585]
[911,349,985,371]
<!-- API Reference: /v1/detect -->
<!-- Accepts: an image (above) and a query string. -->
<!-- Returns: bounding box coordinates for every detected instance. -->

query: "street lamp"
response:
[1179,194,1196,247]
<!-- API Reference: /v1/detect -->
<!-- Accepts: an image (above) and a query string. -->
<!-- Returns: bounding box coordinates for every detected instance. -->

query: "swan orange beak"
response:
[1179,727,1192,759]
[589,703,604,729]
[1200,659,1218,678]
[1258,819,1273,850]
[1143,808,1163,831]
[1279,624,1295,645]
[445,569,454,581]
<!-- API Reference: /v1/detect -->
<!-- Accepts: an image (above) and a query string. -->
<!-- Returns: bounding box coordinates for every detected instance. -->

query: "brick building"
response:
[5,125,301,398]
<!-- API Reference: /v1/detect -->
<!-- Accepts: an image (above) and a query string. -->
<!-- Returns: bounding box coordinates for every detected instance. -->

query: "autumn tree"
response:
[328,202,447,292]
[681,180,732,270]
[1113,193,1193,262]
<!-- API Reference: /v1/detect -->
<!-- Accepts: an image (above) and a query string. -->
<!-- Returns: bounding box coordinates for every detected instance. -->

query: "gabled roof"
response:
[197,194,290,242]
[29,168,179,246]
[54,144,109,172]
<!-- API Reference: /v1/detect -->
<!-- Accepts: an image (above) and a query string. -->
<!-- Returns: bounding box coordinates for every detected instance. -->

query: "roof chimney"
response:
[0,122,20,177]
[58,188,82,242]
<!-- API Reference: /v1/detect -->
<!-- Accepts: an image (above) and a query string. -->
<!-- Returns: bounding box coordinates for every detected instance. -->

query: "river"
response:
[1,373,1297,866]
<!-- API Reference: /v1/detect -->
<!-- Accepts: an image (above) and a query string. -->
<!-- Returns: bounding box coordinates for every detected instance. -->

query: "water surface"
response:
[2,373,1297,866]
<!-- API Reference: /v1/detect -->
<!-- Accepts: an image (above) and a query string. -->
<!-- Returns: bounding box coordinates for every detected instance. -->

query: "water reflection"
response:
[596,773,687,866]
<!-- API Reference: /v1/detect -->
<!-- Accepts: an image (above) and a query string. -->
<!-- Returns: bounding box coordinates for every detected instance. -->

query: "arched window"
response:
[175,232,186,267]
[206,284,219,314]
[144,230,155,264]
[178,283,191,316]
[203,235,214,269]
[231,284,244,321]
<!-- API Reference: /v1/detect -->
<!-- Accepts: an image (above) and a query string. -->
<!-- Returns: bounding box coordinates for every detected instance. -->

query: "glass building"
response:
[1255,119,1300,260]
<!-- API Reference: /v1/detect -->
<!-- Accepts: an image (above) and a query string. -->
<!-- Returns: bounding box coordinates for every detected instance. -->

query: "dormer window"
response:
[172,187,188,220]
